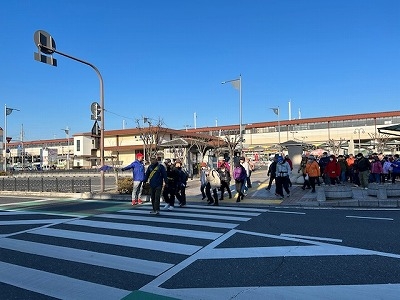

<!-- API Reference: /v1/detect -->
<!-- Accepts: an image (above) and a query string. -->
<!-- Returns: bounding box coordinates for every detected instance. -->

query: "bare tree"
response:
[135,117,166,160]
[368,132,391,153]
[325,138,348,156]
[220,130,242,173]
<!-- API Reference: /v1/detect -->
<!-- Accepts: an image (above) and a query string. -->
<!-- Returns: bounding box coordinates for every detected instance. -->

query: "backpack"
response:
[206,169,221,189]
[233,165,245,180]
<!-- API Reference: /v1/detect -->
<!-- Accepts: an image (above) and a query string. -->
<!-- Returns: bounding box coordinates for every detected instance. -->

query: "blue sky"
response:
[1,0,399,141]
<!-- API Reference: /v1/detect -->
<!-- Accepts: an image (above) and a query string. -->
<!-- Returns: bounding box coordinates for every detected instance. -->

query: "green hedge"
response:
[117,177,150,195]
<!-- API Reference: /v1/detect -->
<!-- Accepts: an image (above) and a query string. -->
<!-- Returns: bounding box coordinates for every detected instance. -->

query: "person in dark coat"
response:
[144,156,168,215]
[266,156,277,191]
[218,162,232,200]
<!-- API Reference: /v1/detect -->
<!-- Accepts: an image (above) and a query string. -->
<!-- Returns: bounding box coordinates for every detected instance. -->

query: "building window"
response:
[76,140,81,152]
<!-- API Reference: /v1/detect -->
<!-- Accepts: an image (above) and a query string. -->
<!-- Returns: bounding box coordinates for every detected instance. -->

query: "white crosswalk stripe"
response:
[0,205,266,299]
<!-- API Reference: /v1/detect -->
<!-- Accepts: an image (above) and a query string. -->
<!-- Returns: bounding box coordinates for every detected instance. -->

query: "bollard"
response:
[377,186,387,200]
[316,186,326,202]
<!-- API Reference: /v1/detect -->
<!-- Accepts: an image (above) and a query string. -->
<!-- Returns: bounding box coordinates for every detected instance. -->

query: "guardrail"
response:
[0,177,91,193]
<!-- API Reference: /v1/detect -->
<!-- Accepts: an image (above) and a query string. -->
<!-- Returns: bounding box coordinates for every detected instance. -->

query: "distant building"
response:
[2,110,400,171]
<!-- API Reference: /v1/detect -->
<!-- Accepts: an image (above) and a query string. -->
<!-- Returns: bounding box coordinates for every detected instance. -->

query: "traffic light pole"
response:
[36,44,105,193]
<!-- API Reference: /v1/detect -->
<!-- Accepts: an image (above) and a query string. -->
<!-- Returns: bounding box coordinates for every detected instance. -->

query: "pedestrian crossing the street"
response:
[0,204,267,299]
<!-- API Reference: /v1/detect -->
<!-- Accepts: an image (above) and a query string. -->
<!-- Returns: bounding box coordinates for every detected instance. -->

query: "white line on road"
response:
[0,238,173,276]
[0,262,131,300]
[69,219,223,240]
[267,210,306,215]
[346,215,394,221]
[280,234,342,243]
[31,227,202,255]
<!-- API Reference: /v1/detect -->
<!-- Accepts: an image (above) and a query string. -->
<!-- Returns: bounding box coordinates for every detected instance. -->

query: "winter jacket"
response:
[338,159,348,173]
[233,165,247,181]
[305,161,320,177]
[324,159,341,178]
[275,161,291,177]
[357,157,371,172]
[165,166,180,189]
[391,159,400,174]
[383,161,392,174]
[298,158,308,174]
[144,162,168,188]
[200,168,208,185]
[121,159,145,182]
[319,156,330,173]
[218,167,231,182]
[370,160,383,174]
[267,161,277,177]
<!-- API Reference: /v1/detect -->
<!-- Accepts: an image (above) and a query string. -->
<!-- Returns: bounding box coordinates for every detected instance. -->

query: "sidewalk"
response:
[91,170,400,208]
[3,169,399,208]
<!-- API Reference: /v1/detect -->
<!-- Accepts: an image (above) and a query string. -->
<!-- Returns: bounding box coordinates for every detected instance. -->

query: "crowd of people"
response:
[120,153,256,214]
[120,151,400,214]
[297,152,400,191]
[121,153,189,215]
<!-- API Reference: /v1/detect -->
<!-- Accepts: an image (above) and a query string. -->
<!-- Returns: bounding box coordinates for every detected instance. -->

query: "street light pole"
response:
[4,105,20,172]
[62,126,70,169]
[34,30,105,192]
[222,75,242,153]
[270,107,281,151]
[354,128,365,153]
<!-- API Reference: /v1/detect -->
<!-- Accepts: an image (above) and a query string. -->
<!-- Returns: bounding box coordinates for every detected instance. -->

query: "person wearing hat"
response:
[144,155,168,215]
[121,152,145,205]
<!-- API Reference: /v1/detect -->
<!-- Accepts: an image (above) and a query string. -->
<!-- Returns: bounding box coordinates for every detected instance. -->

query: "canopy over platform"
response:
[378,124,400,137]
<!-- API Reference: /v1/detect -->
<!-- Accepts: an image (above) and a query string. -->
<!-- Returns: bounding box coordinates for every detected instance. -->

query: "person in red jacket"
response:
[324,155,341,185]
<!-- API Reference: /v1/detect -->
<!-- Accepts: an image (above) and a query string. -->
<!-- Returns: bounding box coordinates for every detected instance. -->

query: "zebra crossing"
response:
[0,203,267,299]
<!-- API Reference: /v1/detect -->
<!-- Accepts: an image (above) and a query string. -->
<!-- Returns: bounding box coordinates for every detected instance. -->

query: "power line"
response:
[104,109,136,121]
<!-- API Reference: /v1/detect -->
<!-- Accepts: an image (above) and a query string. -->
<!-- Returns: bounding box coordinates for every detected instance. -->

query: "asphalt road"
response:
[0,196,399,299]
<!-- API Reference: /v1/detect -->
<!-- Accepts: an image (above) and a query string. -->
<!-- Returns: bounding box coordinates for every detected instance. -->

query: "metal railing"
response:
[0,177,91,193]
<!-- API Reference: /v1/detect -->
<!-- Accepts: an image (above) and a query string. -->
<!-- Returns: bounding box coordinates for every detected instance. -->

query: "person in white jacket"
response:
[275,156,292,199]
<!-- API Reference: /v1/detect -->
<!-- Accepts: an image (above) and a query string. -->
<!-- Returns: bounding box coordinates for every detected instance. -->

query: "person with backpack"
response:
[233,160,247,202]
[143,156,168,215]
[206,167,221,206]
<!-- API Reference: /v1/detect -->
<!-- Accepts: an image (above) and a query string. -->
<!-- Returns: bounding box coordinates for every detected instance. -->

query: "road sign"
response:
[33,30,57,66]
[91,102,101,121]
[91,121,100,136]
[34,30,56,54]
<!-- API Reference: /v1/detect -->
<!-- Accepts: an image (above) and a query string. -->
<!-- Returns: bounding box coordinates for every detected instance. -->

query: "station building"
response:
[2,110,400,171]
